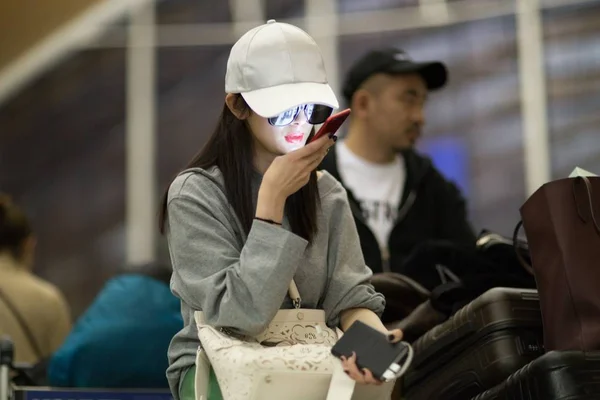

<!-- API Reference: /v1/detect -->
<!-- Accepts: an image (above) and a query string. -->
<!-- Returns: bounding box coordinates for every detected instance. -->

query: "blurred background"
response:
[0,0,598,318]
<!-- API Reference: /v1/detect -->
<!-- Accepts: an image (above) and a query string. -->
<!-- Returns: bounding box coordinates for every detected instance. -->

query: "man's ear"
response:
[225,93,251,120]
[351,89,372,119]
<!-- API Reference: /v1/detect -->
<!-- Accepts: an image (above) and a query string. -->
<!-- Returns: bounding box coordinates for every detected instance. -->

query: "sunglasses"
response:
[268,104,333,126]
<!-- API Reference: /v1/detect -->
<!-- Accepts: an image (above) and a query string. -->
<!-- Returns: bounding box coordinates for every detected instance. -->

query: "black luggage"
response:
[403,287,544,400]
[471,350,600,399]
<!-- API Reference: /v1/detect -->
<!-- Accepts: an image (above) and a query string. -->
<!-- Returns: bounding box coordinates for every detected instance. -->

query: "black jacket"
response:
[319,147,476,274]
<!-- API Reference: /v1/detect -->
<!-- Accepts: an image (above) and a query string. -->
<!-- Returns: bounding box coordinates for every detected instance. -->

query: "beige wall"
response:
[0,0,104,71]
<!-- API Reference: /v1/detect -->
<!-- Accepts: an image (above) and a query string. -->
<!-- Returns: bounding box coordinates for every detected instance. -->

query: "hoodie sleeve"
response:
[319,181,386,328]
[166,173,308,336]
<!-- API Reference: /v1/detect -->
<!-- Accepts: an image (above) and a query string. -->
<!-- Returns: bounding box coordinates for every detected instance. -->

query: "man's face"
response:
[364,73,428,151]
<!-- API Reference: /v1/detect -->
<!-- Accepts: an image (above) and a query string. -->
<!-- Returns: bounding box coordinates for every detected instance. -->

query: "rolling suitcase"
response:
[471,350,600,399]
[403,287,544,400]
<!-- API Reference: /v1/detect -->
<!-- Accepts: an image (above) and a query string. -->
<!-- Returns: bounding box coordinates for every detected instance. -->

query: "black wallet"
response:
[331,321,411,381]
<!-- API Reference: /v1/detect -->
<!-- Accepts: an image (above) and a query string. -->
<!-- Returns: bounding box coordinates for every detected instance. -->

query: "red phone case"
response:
[307,108,351,144]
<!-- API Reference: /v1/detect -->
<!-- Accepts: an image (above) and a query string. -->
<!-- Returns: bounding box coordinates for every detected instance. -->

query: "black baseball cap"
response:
[342,48,448,103]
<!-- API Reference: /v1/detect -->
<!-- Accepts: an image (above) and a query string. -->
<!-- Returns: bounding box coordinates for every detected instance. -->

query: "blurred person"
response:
[48,262,182,388]
[319,48,476,276]
[159,20,402,400]
[0,194,71,364]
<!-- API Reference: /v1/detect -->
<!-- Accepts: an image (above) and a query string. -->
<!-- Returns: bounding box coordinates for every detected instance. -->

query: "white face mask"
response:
[272,123,313,153]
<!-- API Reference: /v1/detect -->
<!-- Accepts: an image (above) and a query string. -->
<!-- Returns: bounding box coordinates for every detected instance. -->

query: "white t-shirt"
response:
[336,141,406,263]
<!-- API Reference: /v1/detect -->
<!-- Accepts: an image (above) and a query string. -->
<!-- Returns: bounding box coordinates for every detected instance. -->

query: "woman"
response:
[0,194,71,364]
[159,20,402,400]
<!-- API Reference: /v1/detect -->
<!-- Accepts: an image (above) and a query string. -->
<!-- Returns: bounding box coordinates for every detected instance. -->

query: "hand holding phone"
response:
[307,108,351,144]
[331,321,414,382]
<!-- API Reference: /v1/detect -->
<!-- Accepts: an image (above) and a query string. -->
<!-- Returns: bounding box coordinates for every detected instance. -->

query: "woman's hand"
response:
[256,135,335,223]
[263,134,334,199]
[340,329,403,385]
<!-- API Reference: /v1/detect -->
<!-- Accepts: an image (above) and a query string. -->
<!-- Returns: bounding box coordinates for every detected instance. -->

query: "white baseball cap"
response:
[225,19,339,118]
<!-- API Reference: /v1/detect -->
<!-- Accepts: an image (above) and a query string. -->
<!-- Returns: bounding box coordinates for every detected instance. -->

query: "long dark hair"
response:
[158,95,319,242]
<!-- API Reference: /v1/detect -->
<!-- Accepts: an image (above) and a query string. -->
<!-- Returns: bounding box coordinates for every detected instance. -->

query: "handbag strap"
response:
[573,176,600,235]
[0,286,43,359]
[326,359,356,400]
[288,280,302,309]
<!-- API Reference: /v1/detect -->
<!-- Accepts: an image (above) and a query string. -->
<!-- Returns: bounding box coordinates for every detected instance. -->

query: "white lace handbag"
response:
[194,280,401,400]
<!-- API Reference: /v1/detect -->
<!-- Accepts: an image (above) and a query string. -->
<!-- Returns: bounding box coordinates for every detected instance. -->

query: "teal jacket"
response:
[48,274,183,388]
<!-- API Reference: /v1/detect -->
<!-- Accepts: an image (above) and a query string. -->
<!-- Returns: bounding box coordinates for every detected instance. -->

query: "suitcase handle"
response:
[513,221,534,276]
[0,336,14,400]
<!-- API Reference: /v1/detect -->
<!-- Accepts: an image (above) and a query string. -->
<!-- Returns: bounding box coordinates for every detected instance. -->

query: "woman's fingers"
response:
[300,139,335,173]
[342,352,366,383]
[302,138,335,168]
[340,352,384,386]
[306,150,329,171]
[362,368,382,385]
[293,135,332,160]
[388,328,403,343]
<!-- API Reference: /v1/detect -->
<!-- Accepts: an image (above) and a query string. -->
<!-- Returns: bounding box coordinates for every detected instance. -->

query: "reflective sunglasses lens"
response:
[308,105,333,125]
[304,104,315,121]
[268,107,300,126]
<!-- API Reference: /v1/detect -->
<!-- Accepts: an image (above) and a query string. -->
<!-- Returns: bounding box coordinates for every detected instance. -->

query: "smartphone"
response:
[307,108,351,144]
[331,321,412,382]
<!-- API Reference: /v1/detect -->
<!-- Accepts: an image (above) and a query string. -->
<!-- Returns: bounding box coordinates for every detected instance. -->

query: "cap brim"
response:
[241,82,339,118]
[387,61,448,90]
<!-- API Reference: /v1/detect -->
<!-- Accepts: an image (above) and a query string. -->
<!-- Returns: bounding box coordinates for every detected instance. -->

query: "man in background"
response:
[320,48,475,277]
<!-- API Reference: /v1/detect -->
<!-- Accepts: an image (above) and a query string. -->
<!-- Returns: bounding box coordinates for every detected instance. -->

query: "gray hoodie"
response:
[165,166,385,398]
